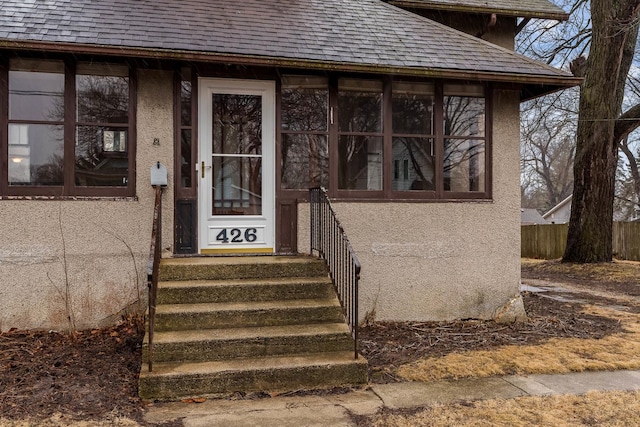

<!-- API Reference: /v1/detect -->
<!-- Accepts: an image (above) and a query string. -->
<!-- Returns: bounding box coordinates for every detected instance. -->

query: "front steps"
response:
[139,256,367,400]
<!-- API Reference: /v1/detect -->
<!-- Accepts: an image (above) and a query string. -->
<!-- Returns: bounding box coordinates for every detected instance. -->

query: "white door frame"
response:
[198,78,275,254]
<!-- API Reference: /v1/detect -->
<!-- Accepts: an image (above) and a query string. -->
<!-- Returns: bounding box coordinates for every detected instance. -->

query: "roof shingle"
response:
[0,0,578,97]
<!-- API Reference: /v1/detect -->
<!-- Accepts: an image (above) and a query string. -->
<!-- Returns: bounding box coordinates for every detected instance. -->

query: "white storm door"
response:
[198,79,275,253]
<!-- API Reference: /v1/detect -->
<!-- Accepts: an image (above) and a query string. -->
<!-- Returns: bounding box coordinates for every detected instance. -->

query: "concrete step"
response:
[159,256,328,282]
[143,323,354,363]
[153,299,345,331]
[156,277,335,305]
[138,351,368,400]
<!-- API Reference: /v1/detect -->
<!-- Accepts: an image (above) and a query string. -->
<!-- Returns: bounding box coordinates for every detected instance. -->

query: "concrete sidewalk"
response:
[144,369,640,426]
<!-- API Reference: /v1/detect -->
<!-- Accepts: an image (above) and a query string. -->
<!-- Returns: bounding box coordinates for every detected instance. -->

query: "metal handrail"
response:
[146,186,163,372]
[310,187,361,359]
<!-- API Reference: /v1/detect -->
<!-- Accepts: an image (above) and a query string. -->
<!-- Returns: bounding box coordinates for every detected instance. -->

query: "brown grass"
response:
[397,306,640,382]
[521,258,640,285]
[365,390,640,427]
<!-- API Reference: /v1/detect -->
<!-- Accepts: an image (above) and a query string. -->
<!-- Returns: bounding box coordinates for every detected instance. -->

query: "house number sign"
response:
[210,226,264,245]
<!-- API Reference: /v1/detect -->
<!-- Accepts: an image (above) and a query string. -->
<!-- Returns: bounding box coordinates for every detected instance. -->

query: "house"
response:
[543,195,573,224]
[0,0,579,332]
[522,208,549,225]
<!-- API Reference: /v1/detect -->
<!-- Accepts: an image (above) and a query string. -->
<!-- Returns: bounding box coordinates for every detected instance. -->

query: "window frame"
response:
[278,74,492,201]
[0,56,136,198]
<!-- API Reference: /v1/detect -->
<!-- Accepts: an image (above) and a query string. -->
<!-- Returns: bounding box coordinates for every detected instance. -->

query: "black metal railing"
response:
[146,185,163,372]
[310,187,360,359]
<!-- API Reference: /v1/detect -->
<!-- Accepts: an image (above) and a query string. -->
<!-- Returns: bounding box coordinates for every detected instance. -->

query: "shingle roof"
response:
[0,0,579,98]
[388,0,569,20]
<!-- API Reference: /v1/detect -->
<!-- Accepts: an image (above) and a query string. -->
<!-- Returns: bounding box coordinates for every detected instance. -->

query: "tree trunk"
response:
[563,0,640,262]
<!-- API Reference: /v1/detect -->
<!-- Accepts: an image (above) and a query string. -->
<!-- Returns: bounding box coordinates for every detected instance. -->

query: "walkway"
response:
[144,369,640,426]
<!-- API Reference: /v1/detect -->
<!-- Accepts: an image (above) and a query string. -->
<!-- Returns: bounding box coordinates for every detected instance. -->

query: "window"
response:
[443,84,486,194]
[2,58,135,197]
[338,79,383,191]
[280,76,329,189]
[392,82,435,192]
[279,76,489,200]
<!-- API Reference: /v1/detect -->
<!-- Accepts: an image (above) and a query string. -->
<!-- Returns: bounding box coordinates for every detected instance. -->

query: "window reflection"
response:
[281,76,328,132]
[338,79,382,133]
[392,138,434,191]
[444,139,485,192]
[281,76,329,190]
[281,134,328,189]
[392,82,434,135]
[8,124,64,186]
[75,64,130,187]
[8,60,65,187]
[443,85,485,192]
[213,94,262,155]
[338,135,383,190]
[213,157,262,215]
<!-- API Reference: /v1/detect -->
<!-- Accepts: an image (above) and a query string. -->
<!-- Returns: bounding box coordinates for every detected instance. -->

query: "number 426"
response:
[216,228,258,244]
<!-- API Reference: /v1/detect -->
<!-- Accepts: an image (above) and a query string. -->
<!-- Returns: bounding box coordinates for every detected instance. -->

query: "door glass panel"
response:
[213,94,262,155]
[212,156,262,215]
[211,93,263,216]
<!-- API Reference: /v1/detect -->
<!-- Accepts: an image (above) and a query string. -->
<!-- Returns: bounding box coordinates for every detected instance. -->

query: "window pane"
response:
[444,96,485,137]
[392,138,434,191]
[392,82,434,135]
[338,135,382,190]
[75,126,128,187]
[444,139,485,192]
[181,81,192,126]
[281,76,328,132]
[181,129,193,188]
[212,156,262,215]
[281,134,328,189]
[8,124,64,186]
[9,63,65,122]
[213,94,262,155]
[77,74,129,123]
[338,79,382,133]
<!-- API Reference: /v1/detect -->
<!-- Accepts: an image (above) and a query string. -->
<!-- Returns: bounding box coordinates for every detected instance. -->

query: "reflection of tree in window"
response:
[74,68,129,187]
[281,76,329,189]
[444,92,485,192]
[391,82,434,191]
[338,79,383,191]
[212,94,262,215]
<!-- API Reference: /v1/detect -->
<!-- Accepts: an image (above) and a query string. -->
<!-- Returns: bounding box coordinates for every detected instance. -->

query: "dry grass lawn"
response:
[365,390,640,427]
[397,306,640,382]
[397,258,640,382]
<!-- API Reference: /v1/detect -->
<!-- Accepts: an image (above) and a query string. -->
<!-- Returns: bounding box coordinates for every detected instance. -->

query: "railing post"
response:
[147,185,163,372]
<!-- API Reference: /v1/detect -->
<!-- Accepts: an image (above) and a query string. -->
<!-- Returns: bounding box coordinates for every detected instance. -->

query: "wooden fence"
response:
[522,222,640,261]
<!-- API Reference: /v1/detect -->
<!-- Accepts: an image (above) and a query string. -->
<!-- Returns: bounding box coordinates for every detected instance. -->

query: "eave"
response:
[388,1,570,21]
[0,40,582,101]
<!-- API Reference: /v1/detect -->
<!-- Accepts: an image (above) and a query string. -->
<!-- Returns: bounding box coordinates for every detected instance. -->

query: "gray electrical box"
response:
[150,162,168,187]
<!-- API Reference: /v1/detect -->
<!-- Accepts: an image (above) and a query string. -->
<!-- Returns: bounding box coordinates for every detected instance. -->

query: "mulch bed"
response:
[0,269,633,423]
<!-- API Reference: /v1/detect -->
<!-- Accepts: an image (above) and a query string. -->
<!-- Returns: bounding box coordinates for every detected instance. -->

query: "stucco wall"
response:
[299,89,522,322]
[0,69,174,331]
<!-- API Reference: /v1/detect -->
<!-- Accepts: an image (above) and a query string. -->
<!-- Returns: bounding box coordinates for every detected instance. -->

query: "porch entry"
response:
[198,79,276,254]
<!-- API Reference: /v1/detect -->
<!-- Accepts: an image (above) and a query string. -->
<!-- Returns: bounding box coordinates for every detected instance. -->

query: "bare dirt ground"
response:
[1,258,639,424]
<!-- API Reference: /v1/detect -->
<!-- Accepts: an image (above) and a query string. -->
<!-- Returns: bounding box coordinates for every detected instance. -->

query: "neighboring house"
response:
[0,0,580,331]
[543,195,573,224]
[521,208,548,225]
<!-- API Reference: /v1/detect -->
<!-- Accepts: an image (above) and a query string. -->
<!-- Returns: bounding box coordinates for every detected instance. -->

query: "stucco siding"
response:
[0,69,174,331]
[299,89,521,322]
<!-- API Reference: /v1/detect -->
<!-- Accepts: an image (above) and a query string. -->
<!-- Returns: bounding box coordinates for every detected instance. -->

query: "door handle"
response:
[201,161,212,178]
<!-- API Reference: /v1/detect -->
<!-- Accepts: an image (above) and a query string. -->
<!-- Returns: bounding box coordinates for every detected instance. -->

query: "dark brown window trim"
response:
[0,56,136,198]
[280,74,492,201]
[0,195,139,201]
